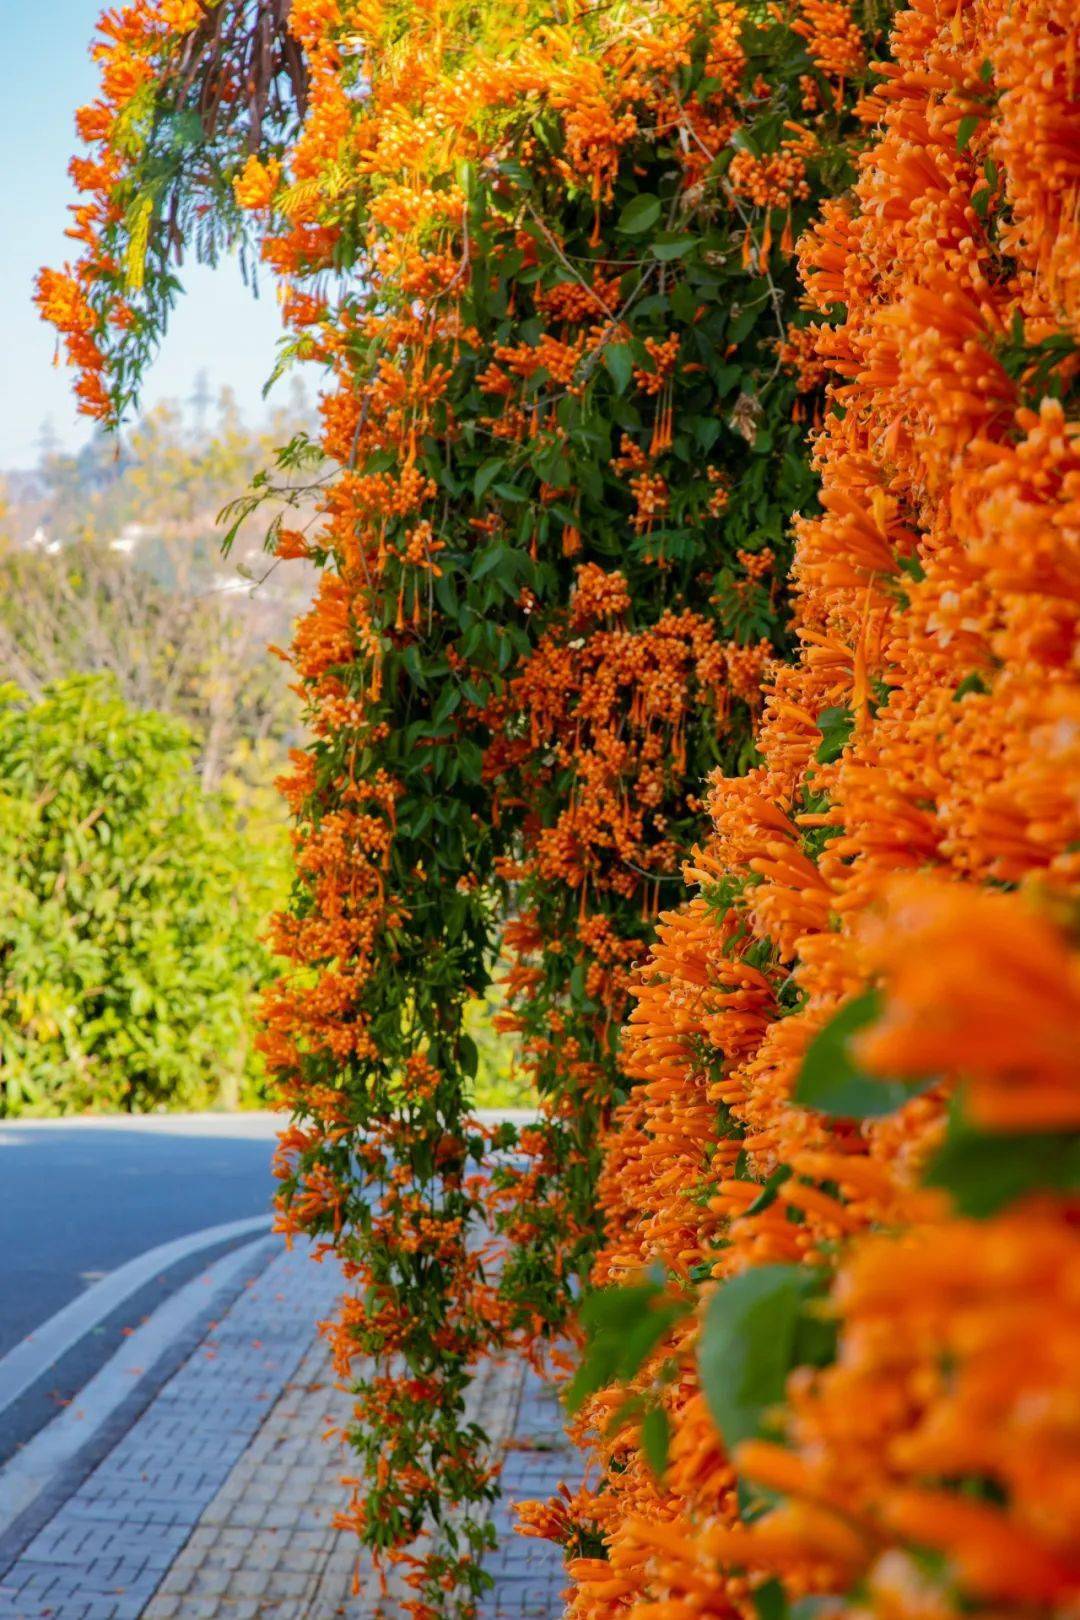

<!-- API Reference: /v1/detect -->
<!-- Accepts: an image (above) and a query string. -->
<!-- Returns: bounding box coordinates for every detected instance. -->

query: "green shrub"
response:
[464,981,532,1112]
[0,675,286,1115]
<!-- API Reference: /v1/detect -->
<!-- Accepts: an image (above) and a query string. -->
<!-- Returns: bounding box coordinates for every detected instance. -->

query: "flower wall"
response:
[38,0,1079,1616]
[544,0,1080,1614]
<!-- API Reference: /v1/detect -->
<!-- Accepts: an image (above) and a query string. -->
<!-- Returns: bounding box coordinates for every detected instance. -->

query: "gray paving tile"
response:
[0,1243,576,1620]
[0,1243,344,1620]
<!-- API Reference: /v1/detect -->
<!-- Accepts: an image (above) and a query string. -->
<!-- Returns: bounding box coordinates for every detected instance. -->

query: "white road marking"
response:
[0,1234,275,1532]
[0,1111,284,1139]
[0,1214,274,1420]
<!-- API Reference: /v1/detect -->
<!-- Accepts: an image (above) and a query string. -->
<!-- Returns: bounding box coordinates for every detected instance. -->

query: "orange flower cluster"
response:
[485,577,771,1241]
[32,3,164,416]
[502,609,765,895]
[548,0,1080,1615]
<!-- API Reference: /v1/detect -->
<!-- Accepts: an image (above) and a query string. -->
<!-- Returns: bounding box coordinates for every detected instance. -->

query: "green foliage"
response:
[0,676,286,1116]
[926,1109,1080,1216]
[463,983,533,1109]
[814,704,856,764]
[566,1279,692,1413]
[697,1264,834,1448]
[640,1403,673,1478]
[794,989,931,1117]
[993,311,1079,409]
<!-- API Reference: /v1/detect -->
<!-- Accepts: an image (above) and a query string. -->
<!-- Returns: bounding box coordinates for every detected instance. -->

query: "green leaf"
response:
[814,705,854,764]
[953,671,989,701]
[694,417,722,453]
[566,1283,691,1413]
[710,362,743,396]
[669,280,698,322]
[698,1264,828,1448]
[652,235,696,261]
[926,1119,1080,1216]
[729,305,761,343]
[459,1032,479,1079]
[957,114,981,152]
[473,458,505,501]
[473,545,511,581]
[432,684,461,723]
[896,552,926,582]
[795,990,931,1118]
[754,1579,790,1620]
[535,446,571,486]
[604,1391,647,1438]
[617,194,662,235]
[603,343,634,395]
[744,1164,793,1216]
[456,739,484,783]
[730,127,760,158]
[164,110,205,150]
[641,1406,671,1478]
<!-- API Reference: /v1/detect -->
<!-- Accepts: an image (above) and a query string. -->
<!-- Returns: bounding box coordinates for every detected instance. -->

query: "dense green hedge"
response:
[0,675,286,1115]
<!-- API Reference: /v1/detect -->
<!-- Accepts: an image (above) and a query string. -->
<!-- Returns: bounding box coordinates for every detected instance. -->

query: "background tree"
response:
[0,675,287,1115]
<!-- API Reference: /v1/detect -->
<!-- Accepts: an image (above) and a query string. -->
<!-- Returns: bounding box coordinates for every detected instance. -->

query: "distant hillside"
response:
[0,388,320,797]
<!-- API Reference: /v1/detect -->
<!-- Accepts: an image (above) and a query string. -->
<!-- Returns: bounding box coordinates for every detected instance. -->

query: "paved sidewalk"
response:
[479,1368,573,1620]
[0,1240,571,1619]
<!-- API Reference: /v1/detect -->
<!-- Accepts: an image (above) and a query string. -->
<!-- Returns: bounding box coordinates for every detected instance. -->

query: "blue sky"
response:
[1,1,292,469]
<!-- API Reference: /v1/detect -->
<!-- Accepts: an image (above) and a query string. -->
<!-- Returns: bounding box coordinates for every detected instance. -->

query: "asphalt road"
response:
[0,1114,281,1361]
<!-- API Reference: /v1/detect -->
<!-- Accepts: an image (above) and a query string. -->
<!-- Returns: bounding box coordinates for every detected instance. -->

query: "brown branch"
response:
[172,0,309,150]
